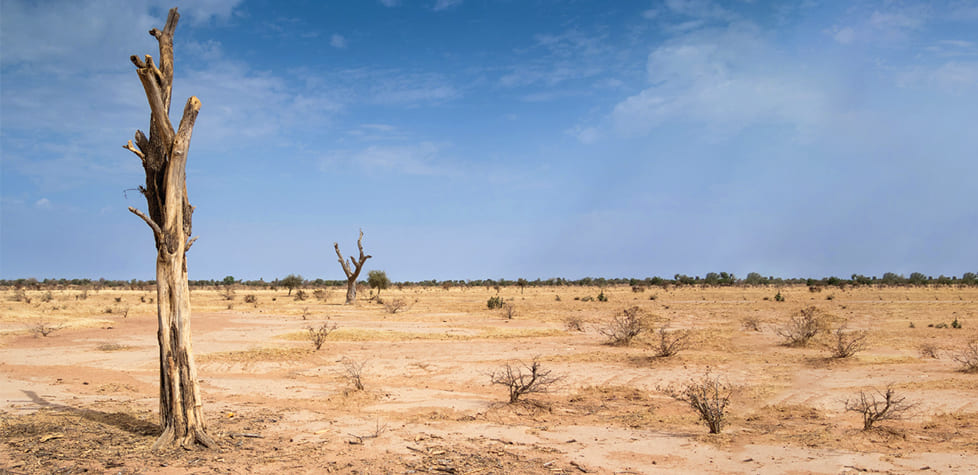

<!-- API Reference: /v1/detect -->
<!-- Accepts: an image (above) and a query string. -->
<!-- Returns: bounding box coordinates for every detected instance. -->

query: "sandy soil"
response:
[1,284,977,474]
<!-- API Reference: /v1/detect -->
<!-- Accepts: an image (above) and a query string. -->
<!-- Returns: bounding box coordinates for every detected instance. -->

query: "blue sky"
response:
[2,0,976,282]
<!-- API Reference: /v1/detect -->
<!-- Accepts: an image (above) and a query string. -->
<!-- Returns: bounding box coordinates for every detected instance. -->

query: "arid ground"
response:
[2,285,977,474]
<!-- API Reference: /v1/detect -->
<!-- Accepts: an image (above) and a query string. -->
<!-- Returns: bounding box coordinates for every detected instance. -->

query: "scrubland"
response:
[1,284,977,473]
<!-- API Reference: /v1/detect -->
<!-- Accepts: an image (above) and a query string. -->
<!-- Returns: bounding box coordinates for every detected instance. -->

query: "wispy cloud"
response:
[433,0,463,12]
[330,33,348,49]
[608,25,828,139]
[499,28,618,90]
[379,0,400,7]
[321,142,456,176]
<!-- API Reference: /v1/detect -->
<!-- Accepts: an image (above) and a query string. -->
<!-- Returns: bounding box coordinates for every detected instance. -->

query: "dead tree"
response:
[123,7,215,450]
[334,230,372,304]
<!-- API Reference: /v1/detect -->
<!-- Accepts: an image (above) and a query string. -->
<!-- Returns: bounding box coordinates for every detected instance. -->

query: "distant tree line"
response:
[3,271,977,290]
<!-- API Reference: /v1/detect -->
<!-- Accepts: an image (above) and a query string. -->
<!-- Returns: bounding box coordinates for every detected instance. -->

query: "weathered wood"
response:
[124,7,214,451]
[334,230,372,304]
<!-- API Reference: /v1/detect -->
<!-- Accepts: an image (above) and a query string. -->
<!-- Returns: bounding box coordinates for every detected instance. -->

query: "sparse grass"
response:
[198,347,315,363]
[96,342,130,351]
[278,327,563,342]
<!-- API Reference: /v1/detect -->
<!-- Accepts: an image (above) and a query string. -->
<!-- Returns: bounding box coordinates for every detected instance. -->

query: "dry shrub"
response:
[845,385,915,430]
[654,325,691,357]
[953,340,978,373]
[294,289,308,301]
[29,320,63,338]
[10,289,31,303]
[776,306,827,347]
[313,288,329,301]
[243,294,258,307]
[97,342,128,351]
[490,358,562,404]
[342,358,368,391]
[741,316,763,332]
[563,315,586,332]
[222,287,235,301]
[308,319,338,350]
[918,343,940,359]
[383,298,409,314]
[661,370,732,434]
[599,306,648,346]
[829,324,868,358]
[501,303,517,319]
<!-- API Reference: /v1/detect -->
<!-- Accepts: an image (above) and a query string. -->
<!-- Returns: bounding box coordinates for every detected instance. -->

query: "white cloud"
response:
[379,0,400,6]
[433,0,463,11]
[833,27,855,44]
[567,125,601,144]
[180,0,244,26]
[499,28,614,89]
[34,198,52,209]
[868,10,923,31]
[606,25,828,140]
[899,61,978,93]
[664,0,738,22]
[322,142,455,176]
[330,33,348,49]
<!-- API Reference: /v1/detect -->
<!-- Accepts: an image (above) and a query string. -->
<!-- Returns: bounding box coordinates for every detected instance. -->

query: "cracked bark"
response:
[123,7,214,451]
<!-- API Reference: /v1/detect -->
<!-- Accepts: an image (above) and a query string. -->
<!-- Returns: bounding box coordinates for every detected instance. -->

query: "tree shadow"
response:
[21,390,159,437]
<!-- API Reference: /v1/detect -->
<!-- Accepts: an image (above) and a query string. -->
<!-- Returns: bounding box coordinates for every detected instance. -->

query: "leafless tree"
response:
[845,385,915,430]
[335,230,372,304]
[490,358,562,404]
[122,7,215,450]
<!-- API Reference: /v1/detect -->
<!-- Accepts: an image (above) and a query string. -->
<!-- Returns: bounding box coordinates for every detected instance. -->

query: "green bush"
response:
[487,295,503,309]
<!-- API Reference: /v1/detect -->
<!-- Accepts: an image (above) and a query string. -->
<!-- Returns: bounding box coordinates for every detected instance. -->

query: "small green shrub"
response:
[597,291,608,302]
[487,295,503,309]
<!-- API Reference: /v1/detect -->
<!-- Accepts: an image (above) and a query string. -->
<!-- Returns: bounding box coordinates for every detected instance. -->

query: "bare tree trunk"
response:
[124,7,215,451]
[334,230,372,305]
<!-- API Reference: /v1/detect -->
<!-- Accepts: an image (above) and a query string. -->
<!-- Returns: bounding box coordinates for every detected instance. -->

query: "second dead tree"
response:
[334,230,372,304]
